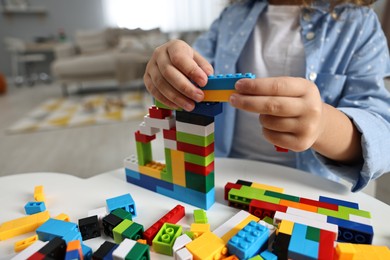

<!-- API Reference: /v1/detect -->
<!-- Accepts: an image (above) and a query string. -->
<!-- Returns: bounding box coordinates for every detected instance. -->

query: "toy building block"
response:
[249,199,288,219]
[112,208,133,221]
[227,221,269,259]
[144,114,175,130]
[199,73,256,102]
[260,250,277,260]
[36,218,81,243]
[14,235,38,252]
[112,238,150,260]
[78,215,101,241]
[175,247,193,260]
[102,213,123,238]
[213,210,259,244]
[190,223,210,239]
[327,216,373,244]
[106,193,136,217]
[193,209,208,224]
[143,205,185,245]
[176,121,215,137]
[335,243,390,259]
[29,237,67,260]
[34,185,45,203]
[318,229,337,259]
[88,207,108,229]
[11,240,48,260]
[319,196,359,209]
[54,213,71,222]
[172,234,193,255]
[191,102,223,117]
[152,223,183,256]
[139,121,160,136]
[135,130,156,143]
[81,244,92,259]
[186,231,228,260]
[0,210,50,241]
[65,240,83,260]
[288,222,320,260]
[149,105,172,119]
[92,241,118,260]
[113,219,133,244]
[175,110,214,126]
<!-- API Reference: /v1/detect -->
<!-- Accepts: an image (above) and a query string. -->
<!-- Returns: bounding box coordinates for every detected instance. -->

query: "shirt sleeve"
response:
[322,8,390,192]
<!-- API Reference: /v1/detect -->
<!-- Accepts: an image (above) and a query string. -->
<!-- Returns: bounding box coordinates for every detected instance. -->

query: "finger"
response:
[263,128,314,152]
[229,94,304,116]
[144,73,179,110]
[156,52,204,103]
[146,66,196,111]
[167,43,210,87]
[235,77,311,97]
[193,50,214,85]
[260,114,300,133]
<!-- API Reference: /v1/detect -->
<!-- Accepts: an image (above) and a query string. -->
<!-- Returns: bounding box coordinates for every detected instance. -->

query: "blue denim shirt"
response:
[193,0,390,191]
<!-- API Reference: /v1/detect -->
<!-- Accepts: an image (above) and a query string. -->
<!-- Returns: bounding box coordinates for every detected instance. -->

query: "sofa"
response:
[51,28,169,95]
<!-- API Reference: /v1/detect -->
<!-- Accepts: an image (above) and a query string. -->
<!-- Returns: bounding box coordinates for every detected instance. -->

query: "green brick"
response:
[161,148,173,183]
[125,242,150,260]
[113,219,133,243]
[264,190,300,202]
[112,208,132,221]
[153,223,182,256]
[306,226,320,242]
[176,131,214,147]
[123,222,144,241]
[136,141,152,166]
[185,171,214,193]
[193,209,208,224]
[317,208,349,220]
[248,256,264,260]
[228,186,280,205]
[262,216,274,226]
[338,206,372,219]
[184,152,214,166]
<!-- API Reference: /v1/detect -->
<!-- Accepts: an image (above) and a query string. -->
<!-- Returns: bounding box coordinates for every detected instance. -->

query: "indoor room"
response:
[0,0,390,259]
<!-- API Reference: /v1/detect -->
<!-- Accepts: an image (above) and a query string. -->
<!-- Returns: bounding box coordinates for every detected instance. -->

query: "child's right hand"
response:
[143,40,214,111]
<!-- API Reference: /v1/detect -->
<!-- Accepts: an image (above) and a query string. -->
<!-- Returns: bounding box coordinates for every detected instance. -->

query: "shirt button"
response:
[306,32,315,40]
[309,72,317,81]
[303,13,311,21]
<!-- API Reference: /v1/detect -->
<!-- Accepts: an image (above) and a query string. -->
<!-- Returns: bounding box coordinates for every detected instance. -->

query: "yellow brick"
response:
[186,232,228,260]
[54,213,70,222]
[203,90,235,102]
[335,243,357,260]
[251,182,284,193]
[190,223,210,238]
[34,185,45,202]
[0,211,50,241]
[139,161,165,179]
[220,214,259,243]
[171,150,186,187]
[278,220,294,235]
[14,235,38,252]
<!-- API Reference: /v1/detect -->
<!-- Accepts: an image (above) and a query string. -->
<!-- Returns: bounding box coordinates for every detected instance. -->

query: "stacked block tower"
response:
[124,73,255,209]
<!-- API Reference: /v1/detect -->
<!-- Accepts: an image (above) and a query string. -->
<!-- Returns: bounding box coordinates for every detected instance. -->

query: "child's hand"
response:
[229,77,326,152]
[143,40,214,111]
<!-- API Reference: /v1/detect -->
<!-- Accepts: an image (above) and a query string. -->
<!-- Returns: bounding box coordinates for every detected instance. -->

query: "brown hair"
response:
[229,0,376,6]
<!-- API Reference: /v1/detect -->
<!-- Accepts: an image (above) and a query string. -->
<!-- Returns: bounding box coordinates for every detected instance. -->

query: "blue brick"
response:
[227,220,269,259]
[157,184,215,210]
[202,73,256,90]
[106,193,137,217]
[82,243,93,260]
[191,102,223,117]
[327,216,373,244]
[260,250,277,260]
[288,223,319,260]
[319,196,359,209]
[125,170,174,192]
[24,201,46,215]
[36,219,79,242]
[65,249,80,260]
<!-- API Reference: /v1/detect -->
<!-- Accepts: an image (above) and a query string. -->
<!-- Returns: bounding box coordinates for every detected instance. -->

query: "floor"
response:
[0,82,389,205]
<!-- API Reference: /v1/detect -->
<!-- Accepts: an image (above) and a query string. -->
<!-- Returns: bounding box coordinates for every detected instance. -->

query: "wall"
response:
[0,0,107,76]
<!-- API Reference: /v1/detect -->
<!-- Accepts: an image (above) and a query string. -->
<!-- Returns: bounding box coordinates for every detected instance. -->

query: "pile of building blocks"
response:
[2,184,390,259]
[124,100,223,210]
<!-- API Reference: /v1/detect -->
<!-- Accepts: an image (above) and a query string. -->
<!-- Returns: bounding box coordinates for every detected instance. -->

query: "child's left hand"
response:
[229,77,326,152]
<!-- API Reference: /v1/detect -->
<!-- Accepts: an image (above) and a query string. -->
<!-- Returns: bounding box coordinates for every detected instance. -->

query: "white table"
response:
[0,158,389,259]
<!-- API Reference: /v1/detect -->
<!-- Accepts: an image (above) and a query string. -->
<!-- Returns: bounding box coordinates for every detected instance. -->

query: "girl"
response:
[143,0,390,192]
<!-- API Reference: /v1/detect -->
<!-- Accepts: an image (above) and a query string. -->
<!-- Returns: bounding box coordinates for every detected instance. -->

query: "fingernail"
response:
[184,103,194,112]
[235,80,243,90]
[194,92,204,103]
[229,94,237,106]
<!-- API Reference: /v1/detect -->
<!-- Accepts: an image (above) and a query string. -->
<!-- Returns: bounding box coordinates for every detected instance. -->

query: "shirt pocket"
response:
[314,73,347,106]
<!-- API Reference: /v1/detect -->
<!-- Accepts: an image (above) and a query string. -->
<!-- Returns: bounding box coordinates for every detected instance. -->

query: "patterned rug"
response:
[7,92,147,134]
